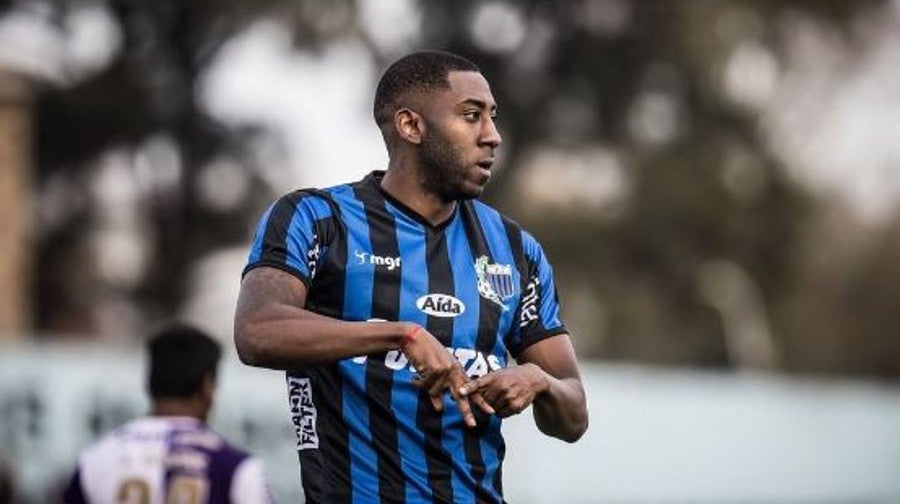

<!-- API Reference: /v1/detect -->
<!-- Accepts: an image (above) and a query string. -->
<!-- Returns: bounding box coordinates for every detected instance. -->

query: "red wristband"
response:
[402,326,420,349]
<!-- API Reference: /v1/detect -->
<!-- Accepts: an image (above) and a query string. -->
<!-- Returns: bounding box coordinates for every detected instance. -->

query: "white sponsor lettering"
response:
[416,294,466,318]
[350,347,503,379]
[307,233,321,278]
[355,250,401,270]
[384,350,408,370]
[454,348,477,368]
[287,376,318,450]
[520,274,540,327]
[468,352,490,377]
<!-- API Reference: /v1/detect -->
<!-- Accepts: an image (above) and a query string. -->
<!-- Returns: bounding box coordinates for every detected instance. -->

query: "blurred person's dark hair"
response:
[146,323,221,399]
[373,50,480,127]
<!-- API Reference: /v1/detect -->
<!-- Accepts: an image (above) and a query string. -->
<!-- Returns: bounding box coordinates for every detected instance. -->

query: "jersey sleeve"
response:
[229,457,274,504]
[507,231,567,358]
[243,191,335,288]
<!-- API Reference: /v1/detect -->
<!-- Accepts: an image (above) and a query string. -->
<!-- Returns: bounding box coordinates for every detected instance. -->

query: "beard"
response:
[419,120,482,202]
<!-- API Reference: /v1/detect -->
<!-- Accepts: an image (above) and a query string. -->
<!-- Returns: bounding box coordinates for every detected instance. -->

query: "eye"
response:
[463,111,480,122]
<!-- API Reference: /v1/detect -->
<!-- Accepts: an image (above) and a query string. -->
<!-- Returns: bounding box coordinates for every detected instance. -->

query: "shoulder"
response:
[259,184,355,236]
[271,184,348,215]
[466,199,524,230]
[467,200,545,257]
[519,228,544,259]
[77,418,163,467]
[218,438,253,461]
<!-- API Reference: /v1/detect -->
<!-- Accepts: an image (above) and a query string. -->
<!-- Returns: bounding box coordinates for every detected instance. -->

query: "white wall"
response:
[2,344,899,503]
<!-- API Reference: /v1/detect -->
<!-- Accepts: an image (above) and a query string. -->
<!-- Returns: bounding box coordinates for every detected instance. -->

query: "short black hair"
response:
[373,50,480,126]
[146,323,221,399]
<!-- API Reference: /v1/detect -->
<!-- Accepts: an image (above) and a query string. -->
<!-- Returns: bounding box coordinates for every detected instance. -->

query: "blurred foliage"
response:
[32,0,287,323]
[6,0,898,378]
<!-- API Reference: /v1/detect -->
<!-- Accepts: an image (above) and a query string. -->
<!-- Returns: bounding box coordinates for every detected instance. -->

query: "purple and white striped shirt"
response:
[63,416,272,504]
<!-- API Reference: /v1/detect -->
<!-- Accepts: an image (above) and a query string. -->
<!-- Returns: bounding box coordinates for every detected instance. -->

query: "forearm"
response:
[531,367,588,443]
[235,303,408,369]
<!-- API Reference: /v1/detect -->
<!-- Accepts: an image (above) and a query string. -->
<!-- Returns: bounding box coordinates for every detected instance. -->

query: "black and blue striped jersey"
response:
[243,171,567,504]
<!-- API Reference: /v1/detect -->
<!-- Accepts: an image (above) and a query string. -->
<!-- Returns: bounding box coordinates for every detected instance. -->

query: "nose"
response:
[480,117,502,149]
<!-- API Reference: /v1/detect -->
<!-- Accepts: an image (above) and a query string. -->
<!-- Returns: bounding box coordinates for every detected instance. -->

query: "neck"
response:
[151,398,206,422]
[381,157,456,226]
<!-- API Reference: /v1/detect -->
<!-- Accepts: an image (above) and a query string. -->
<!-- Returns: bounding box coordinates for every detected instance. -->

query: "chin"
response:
[460,185,485,200]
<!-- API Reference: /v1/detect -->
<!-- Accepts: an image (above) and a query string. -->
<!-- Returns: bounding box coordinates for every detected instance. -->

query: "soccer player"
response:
[234,50,588,503]
[63,324,272,504]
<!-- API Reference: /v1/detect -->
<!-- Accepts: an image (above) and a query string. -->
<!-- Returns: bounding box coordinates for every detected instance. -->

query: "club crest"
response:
[475,256,514,311]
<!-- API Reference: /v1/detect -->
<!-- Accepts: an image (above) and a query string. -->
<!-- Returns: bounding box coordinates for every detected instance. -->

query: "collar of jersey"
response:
[366,170,459,233]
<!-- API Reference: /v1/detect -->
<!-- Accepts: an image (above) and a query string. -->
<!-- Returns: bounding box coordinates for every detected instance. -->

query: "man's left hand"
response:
[458,364,549,418]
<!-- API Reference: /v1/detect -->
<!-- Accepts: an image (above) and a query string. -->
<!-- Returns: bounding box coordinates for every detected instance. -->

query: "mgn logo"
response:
[416,294,466,318]
[355,250,401,271]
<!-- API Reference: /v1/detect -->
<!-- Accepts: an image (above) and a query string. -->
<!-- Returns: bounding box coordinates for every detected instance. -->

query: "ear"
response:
[395,108,424,145]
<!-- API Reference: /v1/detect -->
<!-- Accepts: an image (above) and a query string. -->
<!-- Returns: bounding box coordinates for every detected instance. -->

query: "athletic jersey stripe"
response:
[438,213,478,504]
[513,229,568,356]
[385,203,434,503]
[247,203,274,265]
[471,204,519,364]
[302,189,353,504]
[500,217,529,359]
[258,193,298,266]
[456,202,502,503]
[331,188,381,504]
[343,363,380,504]
[496,215,529,498]
[460,201,504,354]
[420,229,456,503]
[354,183,406,504]
[487,415,505,500]
[246,192,310,283]
[305,188,350,320]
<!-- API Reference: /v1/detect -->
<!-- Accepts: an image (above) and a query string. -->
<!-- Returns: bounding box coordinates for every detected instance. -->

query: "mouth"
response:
[474,160,493,185]
[476,159,494,170]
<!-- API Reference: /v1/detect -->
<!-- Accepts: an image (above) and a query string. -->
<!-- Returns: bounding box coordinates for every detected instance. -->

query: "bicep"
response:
[236,267,309,325]
[517,334,581,381]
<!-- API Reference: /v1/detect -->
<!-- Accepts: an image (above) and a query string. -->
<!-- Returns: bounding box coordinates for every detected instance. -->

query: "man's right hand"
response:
[398,323,494,427]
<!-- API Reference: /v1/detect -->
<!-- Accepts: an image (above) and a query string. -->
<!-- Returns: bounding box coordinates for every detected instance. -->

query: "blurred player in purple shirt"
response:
[63,324,273,504]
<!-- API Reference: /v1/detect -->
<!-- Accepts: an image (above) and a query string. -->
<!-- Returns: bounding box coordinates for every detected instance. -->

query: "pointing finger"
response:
[469,391,495,415]
[449,373,477,427]
[429,393,444,413]
[453,393,476,427]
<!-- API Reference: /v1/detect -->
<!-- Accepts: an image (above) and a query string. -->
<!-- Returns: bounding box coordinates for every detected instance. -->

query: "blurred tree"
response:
[4,0,897,377]
[415,0,888,374]
[25,0,316,332]
[0,69,32,338]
